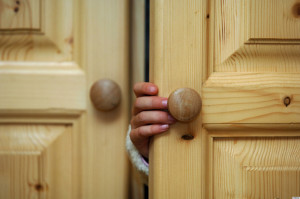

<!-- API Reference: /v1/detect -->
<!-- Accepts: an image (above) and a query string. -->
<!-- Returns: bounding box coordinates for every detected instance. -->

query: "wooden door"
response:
[0,0,129,198]
[149,0,300,198]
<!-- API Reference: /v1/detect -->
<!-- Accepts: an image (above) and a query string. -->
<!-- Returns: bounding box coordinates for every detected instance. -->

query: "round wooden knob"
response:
[168,88,202,122]
[90,79,121,111]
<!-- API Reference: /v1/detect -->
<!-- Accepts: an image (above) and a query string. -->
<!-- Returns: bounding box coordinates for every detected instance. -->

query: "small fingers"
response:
[133,82,158,97]
[130,124,169,143]
[131,111,176,128]
[130,124,169,158]
[133,96,168,114]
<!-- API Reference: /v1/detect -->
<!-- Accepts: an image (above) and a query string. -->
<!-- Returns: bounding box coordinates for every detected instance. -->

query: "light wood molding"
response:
[0,63,86,113]
[203,72,300,124]
[204,123,300,132]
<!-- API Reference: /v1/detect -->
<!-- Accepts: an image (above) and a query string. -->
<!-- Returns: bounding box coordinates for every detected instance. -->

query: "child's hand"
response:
[130,82,176,158]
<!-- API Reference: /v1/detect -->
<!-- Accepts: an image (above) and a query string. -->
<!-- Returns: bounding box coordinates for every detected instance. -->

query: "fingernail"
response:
[160,124,169,130]
[162,99,168,107]
[168,115,176,122]
[148,86,156,93]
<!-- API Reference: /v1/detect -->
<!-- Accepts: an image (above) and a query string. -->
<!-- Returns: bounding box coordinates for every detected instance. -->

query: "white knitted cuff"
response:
[126,125,149,176]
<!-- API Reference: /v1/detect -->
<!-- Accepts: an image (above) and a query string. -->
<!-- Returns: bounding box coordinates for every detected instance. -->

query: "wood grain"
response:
[0,0,73,61]
[0,0,131,199]
[83,0,130,198]
[0,124,64,154]
[0,155,39,199]
[203,72,300,123]
[151,0,300,198]
[149,0,206,198]
[0,0,40,31]
[0,64,86,113]
[249,0,300,39]
[211,0,300,72]
[213,137,300,199]
[0,124,77,199]
[168,88,202,122]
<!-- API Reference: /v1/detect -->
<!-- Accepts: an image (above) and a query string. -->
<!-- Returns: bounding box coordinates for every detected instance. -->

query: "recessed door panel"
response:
[213,137,300,198]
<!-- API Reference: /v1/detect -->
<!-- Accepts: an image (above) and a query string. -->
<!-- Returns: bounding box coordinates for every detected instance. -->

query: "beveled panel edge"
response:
[0,61,83,73]
[246,38,300,45]
[0,29,43,35]
[204,123,300,133]
[0,124,67,155]
[209,0,300,73]
[203,72,300,87]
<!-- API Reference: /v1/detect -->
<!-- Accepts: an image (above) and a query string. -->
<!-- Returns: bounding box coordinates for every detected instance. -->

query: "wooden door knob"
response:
[168,88,202,122]
[90,79,121,111]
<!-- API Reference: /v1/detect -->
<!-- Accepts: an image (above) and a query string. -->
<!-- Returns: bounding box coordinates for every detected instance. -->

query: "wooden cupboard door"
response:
[0,0,129,199]
[149,0,300,198]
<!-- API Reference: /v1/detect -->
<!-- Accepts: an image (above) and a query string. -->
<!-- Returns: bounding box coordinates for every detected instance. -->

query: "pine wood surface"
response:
[0,64,85,112]
[0,0,40,30]
[150,0,300,198]
[203,72,300,123]
[83,0,130,198]
[0,0,74,61]
[213,137,300,199]
[0,0,130,198]
[0,124,77,199]
[149,0,206,198]
[210,0,300,73]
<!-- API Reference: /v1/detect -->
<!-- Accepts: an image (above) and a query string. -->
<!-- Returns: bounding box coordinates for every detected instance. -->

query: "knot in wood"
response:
[283,96,291,107]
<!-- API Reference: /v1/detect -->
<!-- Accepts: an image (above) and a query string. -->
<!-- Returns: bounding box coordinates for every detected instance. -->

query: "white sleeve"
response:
[126,125,149,176]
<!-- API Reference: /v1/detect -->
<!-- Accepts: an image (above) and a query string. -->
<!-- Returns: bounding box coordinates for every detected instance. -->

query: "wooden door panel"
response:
[206,0,300,195]
[0,0,74,61]
[212,0,300,72]
[0,0,40,30]
[0,1,83,195]
[212,137,300,198]
[149,1,205,198]
[203,0,300,121]
[150,0,300,198]
[0,0,130,198]
[203,73,300,123]
[0,124,77,199]
[204,0,300,123]
[0,0,84,111]
[0,155,39,199]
